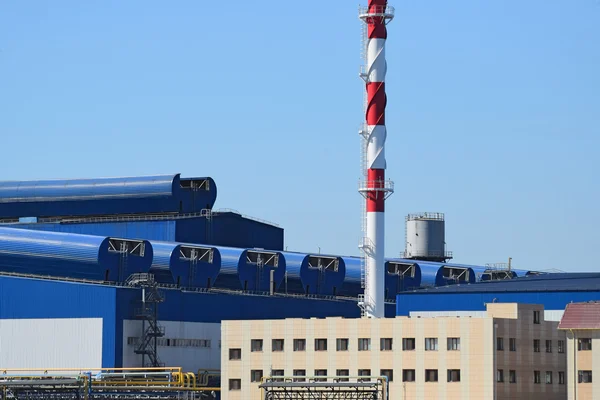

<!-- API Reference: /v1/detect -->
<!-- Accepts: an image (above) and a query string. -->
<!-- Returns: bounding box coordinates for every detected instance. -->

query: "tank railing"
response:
[402,250,453,259]
[358,5,395,21]
[406,212,445,221]
[212,208,280,227]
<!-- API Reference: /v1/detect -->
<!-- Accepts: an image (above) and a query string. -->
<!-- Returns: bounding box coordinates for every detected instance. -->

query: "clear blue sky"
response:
[1,1,598,272]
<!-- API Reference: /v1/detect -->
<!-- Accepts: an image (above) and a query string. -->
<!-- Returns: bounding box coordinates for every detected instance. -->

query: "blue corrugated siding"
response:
[213,246,244,290]
[149,242,177,284]
[384,259,422,298]
[0,276,118,367]
[0,175,217,218]
[280,252,306,294]
[210,213,284,251]
[396,290,600,316]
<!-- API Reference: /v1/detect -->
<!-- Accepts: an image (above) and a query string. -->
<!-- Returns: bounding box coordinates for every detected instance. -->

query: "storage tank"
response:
[281,252,345,296]
[149,241,221,288]
[0,227,153,281]
[404,213,452,262]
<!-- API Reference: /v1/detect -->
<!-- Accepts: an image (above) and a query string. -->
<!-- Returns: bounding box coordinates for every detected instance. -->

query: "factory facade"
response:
[221,303,567,400]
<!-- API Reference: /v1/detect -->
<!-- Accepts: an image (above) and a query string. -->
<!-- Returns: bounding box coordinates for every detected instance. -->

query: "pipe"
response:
[359,0,394,318]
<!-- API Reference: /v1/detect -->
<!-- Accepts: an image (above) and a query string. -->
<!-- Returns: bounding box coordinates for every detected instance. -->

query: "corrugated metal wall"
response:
[0,275,118,367]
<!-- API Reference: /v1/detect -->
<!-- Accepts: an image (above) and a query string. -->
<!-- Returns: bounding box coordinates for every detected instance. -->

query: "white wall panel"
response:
[0,318,103,370]
[122,320,221,372]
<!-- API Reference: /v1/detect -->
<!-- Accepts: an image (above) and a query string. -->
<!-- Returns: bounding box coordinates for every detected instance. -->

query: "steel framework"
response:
[260,377,386,400]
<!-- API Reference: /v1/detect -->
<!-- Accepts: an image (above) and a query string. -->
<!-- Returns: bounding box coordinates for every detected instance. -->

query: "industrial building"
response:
[221,303,567,400]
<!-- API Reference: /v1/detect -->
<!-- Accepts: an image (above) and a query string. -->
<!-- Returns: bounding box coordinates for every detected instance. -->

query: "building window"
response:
[425,338,438,351]
[315,338,328,351]
[447,337,460,351]
[402,369,416,382]
[314,369,327,382]
[497,337,504,351]
[534,310,541,324]
[545,371,552,384]
[381,369,393,382]
[425,369,438,382]
[358,338,371,351]
[250,370,263,383]
[336,369,349,382]
[558,340,565,354]
[229,348,241,360]
[229,379,241,391]
[380,338,393,351]
[251,339,263,352]
[545,340,552,353]
[272,339,284,352]
[358,369,371,382]
[497,369,504,383]
[336,338,349,351]
[293,339,306,352]
[509,370,516,383]
[293,370,306,382]
[579,370,593,383]
[272,370,285,382]
[403,338,416,351]
[578,338,592,351]
[447,369,461,382]
[509,338,516,352]
[534,371,541,384]
[559,371,565,384]
[533,339,541,353]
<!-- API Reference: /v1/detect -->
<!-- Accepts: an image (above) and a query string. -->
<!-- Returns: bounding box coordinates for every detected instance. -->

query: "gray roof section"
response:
[401,273,600,294]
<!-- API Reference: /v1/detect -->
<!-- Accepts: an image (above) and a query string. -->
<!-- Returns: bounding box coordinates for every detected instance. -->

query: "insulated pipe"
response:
[360,0,393,318]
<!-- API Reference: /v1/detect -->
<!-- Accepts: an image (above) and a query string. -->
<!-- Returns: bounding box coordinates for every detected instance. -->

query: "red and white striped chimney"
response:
[359,0,394,318]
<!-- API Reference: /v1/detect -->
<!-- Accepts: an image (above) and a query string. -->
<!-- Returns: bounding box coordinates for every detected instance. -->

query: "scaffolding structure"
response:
[259,376,387,400]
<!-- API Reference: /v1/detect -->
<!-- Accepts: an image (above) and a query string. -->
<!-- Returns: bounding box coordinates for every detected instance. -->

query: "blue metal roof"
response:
[0,174,217,218]
[279,252,345,296]
[149,241,221,288]
[0,227,153,281]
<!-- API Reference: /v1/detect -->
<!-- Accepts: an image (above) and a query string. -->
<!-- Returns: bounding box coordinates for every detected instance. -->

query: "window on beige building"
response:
[380,338,393,351]
[509,338,516,351]
[250,370,263,382]
[403,338,416,351]
[272,339,284,352]
[545,340,552,353]
[534,310,541,324]
[293,370,305,382]
[381,369,393,382]
[578,338,592,351]
[336,338,349,351]
[425,338,438,351]
[336,369,349,382]
[425,369,438,382]
[545,371,552,384]
[509,370,516,383]
[497,369,504,383]
[229,379,241,391]
[578,370,592,383]
[533,339,541,353]
[558,340,565,353]
[447,337,460,351]
[358,338,371,351]
[534,370,541,384]
[315,338,327,351]
[447,369,460,382]
[314,369,327,382]
[272,370,284,382]
[403,369,415,382]
[358,369,371,382]
[251,339,263,352]
[496,337,504,351]
[293,339,306,351]
[229,348,241,360]
[558,371,565,384]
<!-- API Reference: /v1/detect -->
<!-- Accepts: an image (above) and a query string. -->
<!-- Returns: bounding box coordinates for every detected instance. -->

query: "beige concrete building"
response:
[221,303,567,400]
[558,302,600,400]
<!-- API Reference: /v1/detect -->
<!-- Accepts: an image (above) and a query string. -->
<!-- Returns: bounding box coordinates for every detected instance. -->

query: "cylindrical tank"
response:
[404,213,449,262]
[280,252,346,296]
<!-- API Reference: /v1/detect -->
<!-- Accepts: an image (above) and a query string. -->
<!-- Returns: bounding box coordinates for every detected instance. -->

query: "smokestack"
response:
[358,1,394,318]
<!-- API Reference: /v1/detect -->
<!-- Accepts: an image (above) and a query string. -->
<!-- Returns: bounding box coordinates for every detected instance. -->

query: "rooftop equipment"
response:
[149,242,221,288]
[403,212,452,262]
[281,252,346,296]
